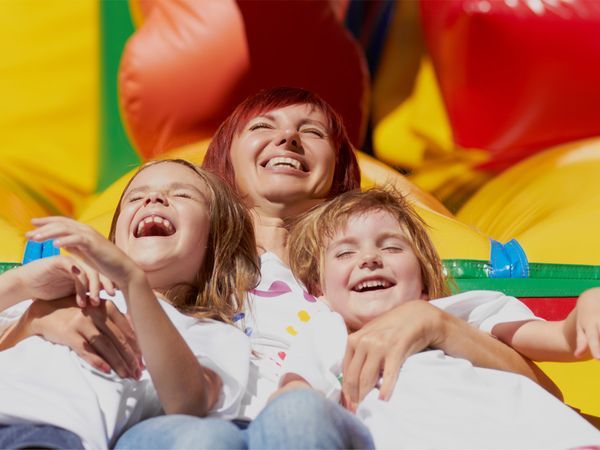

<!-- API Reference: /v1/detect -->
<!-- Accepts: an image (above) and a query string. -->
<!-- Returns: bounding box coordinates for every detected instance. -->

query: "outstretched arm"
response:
[493,287,600,362]
[342,300,561,410]
[28,216,222,416]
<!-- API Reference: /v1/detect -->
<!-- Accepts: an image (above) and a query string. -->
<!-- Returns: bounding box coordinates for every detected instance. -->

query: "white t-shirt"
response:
[238,251,329,419]
[281,294,600,449]
[0,291,250,450]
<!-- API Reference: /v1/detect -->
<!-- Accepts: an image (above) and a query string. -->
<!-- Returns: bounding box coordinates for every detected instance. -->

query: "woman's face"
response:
[230,103,336,211]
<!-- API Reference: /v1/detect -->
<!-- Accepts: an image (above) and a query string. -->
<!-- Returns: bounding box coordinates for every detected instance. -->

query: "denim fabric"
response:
[247,389,374,449]
[114,415,245,450]
[114,390,374,449]
[0,424,84,449]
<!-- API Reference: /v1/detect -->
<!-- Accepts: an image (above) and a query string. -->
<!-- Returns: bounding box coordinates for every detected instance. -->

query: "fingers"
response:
[76,310,139,379]
[576,322,600,359]
[100,273,116,297]
[76,339,112,374]
[358,350,384,403]
[342,336,366,409]
[104,302,143,372]
[378,351,405,401]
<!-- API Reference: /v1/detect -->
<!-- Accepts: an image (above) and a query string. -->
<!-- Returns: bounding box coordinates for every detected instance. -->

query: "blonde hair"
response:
[289,187,450,300]
[108,159,260,323]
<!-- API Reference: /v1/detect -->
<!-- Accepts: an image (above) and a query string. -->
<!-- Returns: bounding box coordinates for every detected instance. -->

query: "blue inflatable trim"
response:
[22,239,59,264]
[489,239,529,278]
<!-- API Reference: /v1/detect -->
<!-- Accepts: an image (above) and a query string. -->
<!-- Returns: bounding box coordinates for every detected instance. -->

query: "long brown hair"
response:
[108,159,260,323]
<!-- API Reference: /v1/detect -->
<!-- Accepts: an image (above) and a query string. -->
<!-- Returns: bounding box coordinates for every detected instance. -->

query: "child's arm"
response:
[28,216,222,416]
[492,287,600,362]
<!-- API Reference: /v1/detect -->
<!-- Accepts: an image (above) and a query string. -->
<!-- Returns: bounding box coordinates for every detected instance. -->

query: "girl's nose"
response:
[144,191,169,206]
[276,130,302,152]
[359,253,383,269]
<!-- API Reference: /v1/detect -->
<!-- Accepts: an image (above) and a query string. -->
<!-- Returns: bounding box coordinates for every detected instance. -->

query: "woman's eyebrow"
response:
[299,118,327,129]
[251,113,275,122]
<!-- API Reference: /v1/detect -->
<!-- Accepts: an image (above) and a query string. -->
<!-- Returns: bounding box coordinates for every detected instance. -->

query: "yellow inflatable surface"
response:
[458,138,600,265]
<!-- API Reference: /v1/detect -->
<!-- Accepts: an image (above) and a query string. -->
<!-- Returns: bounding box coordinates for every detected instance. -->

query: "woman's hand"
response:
[27,217,140,289]
[3,297,143,378]
[573,287,600,359]
[342,300,446,410]
[13,255,115,307]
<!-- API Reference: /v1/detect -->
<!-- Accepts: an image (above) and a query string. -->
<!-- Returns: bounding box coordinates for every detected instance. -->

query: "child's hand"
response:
[26,217,140,293]
[574,287,600,359]
[16,255,115,307]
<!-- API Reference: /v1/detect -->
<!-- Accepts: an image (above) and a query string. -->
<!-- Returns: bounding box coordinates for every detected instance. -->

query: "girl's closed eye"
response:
[335,248,356,259]
[128,195,144,203]
[173,191,192,199]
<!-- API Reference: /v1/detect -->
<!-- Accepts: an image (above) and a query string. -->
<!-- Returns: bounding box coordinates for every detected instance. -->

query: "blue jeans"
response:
[115,390,374,449]
[0,424,84,449]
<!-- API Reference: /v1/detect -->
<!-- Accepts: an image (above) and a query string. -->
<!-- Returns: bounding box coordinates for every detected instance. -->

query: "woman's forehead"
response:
[241,102,328,126]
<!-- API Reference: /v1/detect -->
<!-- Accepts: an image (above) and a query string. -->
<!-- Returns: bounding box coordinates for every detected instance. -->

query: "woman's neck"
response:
[252,211,290,264]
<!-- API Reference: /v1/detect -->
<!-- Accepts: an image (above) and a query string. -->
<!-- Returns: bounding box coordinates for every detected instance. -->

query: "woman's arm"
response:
[0,255,141,378]
[342,300,561,410]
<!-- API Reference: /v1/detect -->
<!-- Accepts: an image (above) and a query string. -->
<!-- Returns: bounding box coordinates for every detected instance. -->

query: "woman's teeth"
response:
[265,156,303,171]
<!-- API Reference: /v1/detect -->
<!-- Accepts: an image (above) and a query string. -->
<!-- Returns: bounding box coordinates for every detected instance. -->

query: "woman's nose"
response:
[144,191,169,206]
[359,253,383,269]
[276,130,302,152]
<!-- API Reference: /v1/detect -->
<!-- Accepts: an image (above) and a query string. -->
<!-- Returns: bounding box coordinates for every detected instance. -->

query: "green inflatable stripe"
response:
[0,262,20,274]
[98,0,140,191]
[453,278,600,297]
[444,259,600,296]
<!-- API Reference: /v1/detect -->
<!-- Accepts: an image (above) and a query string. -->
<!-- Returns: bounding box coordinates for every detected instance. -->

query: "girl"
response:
[0,159,259,449]
[281,187,600,448]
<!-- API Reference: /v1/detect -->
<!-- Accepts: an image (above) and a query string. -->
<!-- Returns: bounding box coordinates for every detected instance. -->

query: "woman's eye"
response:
[128,196,143,203]
[173,192,192,199]
[249,122,273,131]
[301,127,324,138]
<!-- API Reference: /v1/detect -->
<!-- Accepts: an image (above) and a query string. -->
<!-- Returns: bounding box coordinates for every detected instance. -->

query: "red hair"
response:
[202,86,360,198]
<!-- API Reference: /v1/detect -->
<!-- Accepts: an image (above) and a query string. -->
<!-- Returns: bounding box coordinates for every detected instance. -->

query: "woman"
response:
[0,87,555,448]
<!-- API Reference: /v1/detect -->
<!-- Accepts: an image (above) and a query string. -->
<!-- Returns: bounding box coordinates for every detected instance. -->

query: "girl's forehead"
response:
[330,209,409,240]
[125,162,207,192]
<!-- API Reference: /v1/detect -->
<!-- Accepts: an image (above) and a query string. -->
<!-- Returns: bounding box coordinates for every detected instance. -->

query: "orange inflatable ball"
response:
[120,0,369,159]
